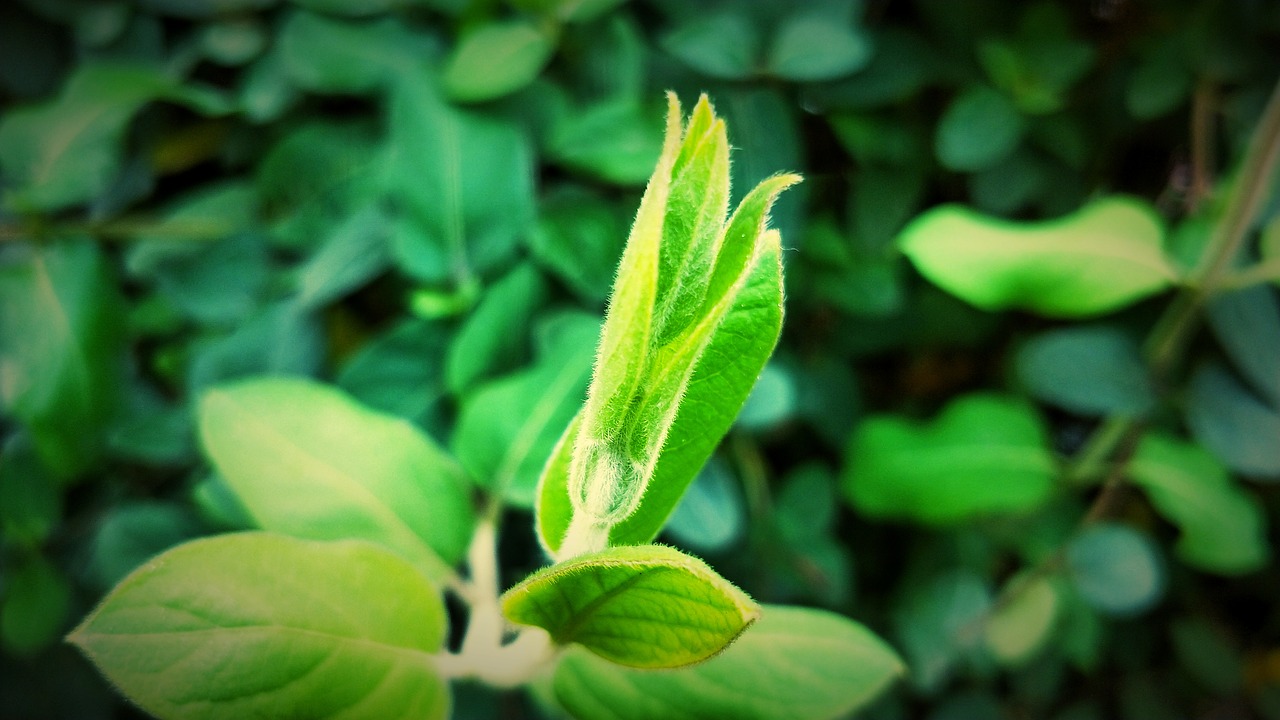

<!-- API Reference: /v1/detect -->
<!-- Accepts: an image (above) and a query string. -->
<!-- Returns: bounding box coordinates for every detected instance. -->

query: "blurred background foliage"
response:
[2,0,1280,717]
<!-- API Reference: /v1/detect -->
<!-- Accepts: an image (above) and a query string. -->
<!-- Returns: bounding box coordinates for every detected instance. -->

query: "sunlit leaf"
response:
[70,533,450,720]
[443,19,556,103]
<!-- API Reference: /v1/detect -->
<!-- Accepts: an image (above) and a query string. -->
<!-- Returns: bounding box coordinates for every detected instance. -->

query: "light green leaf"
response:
[1,553,71,655]
[843,393,1056,523]
[899,196,1177,317]
[1129,433,1268,574]
[538,232,785,552]
[70,533,450,720]
[452,312,598,506]
[502,544,758,668]
[934,85,1024,172]
[443,20,556,103]
[446,263,549,396]
[386,79,534,282]
[553,604,903,720]
[1066,523,1164,617]
[0,240,123,479]
[1185,362,1280,478]
[197,376,474,583]
[766,12,872,81]
[983,574,1059,665]
[1015,325,1155,415]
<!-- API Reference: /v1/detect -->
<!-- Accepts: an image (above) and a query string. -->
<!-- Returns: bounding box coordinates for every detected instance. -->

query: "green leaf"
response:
[553,604,903,720]
[549,100,665,185]
[538,226,785,553]
[983,573,1059,665]
[735,361,797,431]
[1185,363,1280,478]
[443,19,556,103]
[1205,285,1280,407]
[197,376,475,583]
[87,501,202,592]
[70,533,450,720]
[1015,325,1155,415]
[663,456,745,552]
[336,318,449,425]
[766,11,872,81]
[527,185,627,302]
[294,204,391,310]
[934,85,1025,172]
[1065,523,1164,617]
[185,300,323,395]
[446,263,549,396]
[660,12,760,80]
[892,570,992,691]
[510,0,628,22]
[0,65,157,209]
[386,78,534,282]
[278,11,426,94]
[0,434,60,547]
[1,553,71,655]
[502,544,758,668]
[452,312,598,506]
[899,196,1177,317]
[1129,433,1269,574]
[843,393,1056,523]
[1126,44,1191,120]
[0,239,124,479]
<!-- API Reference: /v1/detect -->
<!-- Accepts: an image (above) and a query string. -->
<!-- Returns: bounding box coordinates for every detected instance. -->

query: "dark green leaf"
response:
[87,501,202,592]
[1066,523,1164,617]
[1205,284,1280,407]
[446,263,549,396]
[0,240,124,479]
[935,85,1025,172]
[337,318,450,425]
[185,300,323,395]
[660,12,759,80]
[1,553,70,655]
[527,185,627,302]
[1016,325,1155,415]
[0,434,60,547]
[893,570,992,691]
[278,11,428,94]
[663,456,744,552]
[766,11,872,81]
[843,393,1056,523]
[502,544,759,668]
[294,204,391,309]
[554,604,903,720]
[70,533,450,720]
[549,100,665,185]
[1185,363,1280,479]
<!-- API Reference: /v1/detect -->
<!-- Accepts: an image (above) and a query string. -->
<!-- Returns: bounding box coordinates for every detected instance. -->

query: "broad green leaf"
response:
[550,99,665,185]
[660,12,760,80]
[1185,363,1280,478]
[1126,44,1191,120]
[502,544,758,668]
[445,263,549,396]
[1066,523,1164,617]
[1,553,71,655]
[843,393,1056,523]
[527,185,627,302]
[386,78,534,282]
[766,12,872,81]
[70,533,450,720]
[983,574,1059,665]
[87,501,202,592]
[663,456,744,552]
[0,63,228,211]
[538,233,785,552]
[899,196,1177,317]
[452,312,598,506]
[278,11,427,94]
[336,318,449,425]
[553,604,903,720]
[294,204,391,310]
[1129,434,1268,574]
[0,434,60,547]
[1205,285,1280,407]
[892,570,992,691]
[1015,325,1155,415]
[0,240,123,479]
[197,376,474,582]
[443,20,556,103]
[934,85,1024,172]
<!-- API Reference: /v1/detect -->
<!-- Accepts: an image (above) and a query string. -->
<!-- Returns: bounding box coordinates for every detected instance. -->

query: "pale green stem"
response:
[557,513,611,560]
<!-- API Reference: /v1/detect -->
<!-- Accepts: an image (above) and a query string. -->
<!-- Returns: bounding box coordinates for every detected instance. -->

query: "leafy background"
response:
[2,0,1280,717]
